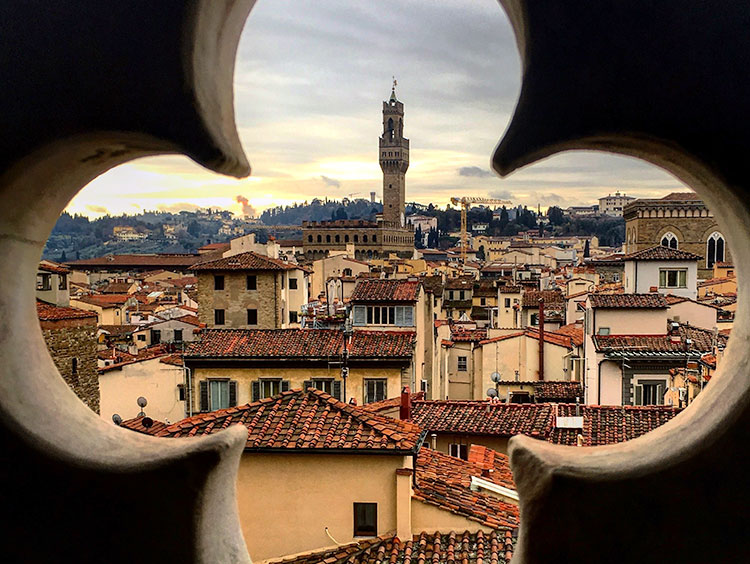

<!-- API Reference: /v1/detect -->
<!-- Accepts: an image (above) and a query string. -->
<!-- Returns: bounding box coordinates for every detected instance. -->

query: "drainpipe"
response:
[538,298,545,381]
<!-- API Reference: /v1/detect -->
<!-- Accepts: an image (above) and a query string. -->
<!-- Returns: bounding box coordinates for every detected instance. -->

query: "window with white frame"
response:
[36,273,51,291]
[706,231,725,268]
[199,379,237,412]
[659,268,687,288]
[449,443,468,460]
[251,378,288,401]
[634,381,665,406]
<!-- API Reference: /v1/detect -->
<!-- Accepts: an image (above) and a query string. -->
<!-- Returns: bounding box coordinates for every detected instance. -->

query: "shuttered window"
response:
[302,379,342,400]
[353,305,367,326]
[252,379,290,401]
[200,380,237,412]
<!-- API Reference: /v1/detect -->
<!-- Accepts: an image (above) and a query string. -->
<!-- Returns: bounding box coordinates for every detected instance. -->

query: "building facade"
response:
[623,192,730,278]
[598,191,635,216]
[302,85,414,260]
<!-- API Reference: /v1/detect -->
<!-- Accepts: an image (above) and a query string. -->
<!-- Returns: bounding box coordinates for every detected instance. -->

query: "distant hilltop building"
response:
[623,192,729,279]
[566,205,599,217]
[598,191,635,216]
[112,225,148,241]
[302,83,414,261]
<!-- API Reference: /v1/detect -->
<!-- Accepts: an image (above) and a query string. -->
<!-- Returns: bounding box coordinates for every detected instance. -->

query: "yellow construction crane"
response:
[450,196,513,264]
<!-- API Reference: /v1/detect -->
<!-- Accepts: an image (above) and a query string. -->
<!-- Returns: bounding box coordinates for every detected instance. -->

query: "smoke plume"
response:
[235,195,257,217]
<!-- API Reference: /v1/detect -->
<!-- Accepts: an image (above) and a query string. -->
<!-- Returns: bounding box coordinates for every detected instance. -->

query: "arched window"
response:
[363,235,368,243]
[387,117,394,140]
[335,234,340,243]
[317,235,322,243]
[707,232,726,268]
[372,235,377,242]
[661,232,678,249]
[345,235,349,242]
[307,235,312,242]
[354,235,359,243]
[326,235,331,243]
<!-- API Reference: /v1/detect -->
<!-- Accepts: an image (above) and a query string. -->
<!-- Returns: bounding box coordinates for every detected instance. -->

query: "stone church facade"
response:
[303,85,414,261]
[624,192,729,279]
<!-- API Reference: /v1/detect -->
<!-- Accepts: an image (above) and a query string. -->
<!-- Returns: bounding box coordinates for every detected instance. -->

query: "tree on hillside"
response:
[414,224,424,249]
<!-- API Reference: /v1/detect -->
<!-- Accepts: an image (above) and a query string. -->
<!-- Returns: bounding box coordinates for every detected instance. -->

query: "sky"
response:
[67,0,687,219]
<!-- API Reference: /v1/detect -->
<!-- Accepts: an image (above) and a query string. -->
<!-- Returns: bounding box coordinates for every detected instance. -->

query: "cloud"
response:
[489,189,514,200]
[85,205,109,214]
[458,166,493,178]
[156,202,202,213]
[235,195,258,217]
[320,175,341,188]
[530,191,565,206]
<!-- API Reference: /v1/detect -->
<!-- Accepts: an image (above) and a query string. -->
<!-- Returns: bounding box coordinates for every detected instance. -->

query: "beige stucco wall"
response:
[190,364,404,412]
[70,299,127,325]
[667,300,718,330]
[99,357,185,423]
[598,358,623,405]
[310,255,368,302]
[593,307,669,335]
[238,453,409,561]
[411,499,494,534]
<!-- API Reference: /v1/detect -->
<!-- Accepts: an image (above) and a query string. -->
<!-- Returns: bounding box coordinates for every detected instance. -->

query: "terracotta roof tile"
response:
[148,388,424,452]
[268,531,515,564]
[622,245,702,261]
[588,293,669,308]
[38,261,70,274]
[414,448,519,529]
[548,404,681,446]
[191,251,296,271]
[411,401,553,438]
[532,382,583,402]
[185,329,414,359]
[350,279,420,302]
[67,253,201,268]
[521,289,564,307]
[119,415,169,435]
[555,323,584,346]
[36,299,97,321]
[72,294,134,307]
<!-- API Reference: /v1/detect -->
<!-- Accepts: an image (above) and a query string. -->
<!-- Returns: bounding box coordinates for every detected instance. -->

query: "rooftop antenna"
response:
[137,396,148,417]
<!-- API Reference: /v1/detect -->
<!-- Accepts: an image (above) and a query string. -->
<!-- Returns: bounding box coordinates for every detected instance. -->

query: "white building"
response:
[623,245,701,300]
[598,191,635,217]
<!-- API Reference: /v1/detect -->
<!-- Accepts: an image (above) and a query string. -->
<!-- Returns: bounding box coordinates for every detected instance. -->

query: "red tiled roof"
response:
[521,289,564,307]
[414,448,519,529]
[185,329,414,359]
[72,294,133,307]
[660,192,701,201]
[622,245,702,261]
[98,345,172,372]
[119,416,169,436]
[360,392,425,414]
[588,293,668,308]
[191,251,296,271]
[411,401,553,438]
[480,330,573,349]
[444,276,475,290]
[66,253,201,268]
[548,404,681,447]
[150,388,424,452]
[267,531,514,564]
[532,381,583,402]
[555,323,584,346]
[38,261,69,274]
[36,299,97,321]
[172,314,202,327]
[451,327,488,342]
[98,324,139,336]
[100,282,135,294]
[350,278,420,302]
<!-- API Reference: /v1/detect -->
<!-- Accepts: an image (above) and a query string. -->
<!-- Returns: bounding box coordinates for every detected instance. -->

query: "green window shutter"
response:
[679,270,687,287]
[404,306,414,326]
[251,380,260,402]
[281,380,291,392]
[659,270,666,287]
[303,380,312,391]
[333,380,342,401]
[229,381,237,407]
[199,381,208,412]
[657,383,664,405]
[634,384,643,406]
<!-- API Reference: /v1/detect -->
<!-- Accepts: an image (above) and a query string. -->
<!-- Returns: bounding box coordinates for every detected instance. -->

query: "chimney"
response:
[430,433,437,450]
[400,386,412,420]
[538,298,545,381]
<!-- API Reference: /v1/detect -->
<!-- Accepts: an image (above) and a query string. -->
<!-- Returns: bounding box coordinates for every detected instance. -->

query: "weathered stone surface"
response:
[41,317,100,413]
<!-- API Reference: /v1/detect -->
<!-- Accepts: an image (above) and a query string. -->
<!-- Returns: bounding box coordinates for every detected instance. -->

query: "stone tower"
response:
[379,82,409,227]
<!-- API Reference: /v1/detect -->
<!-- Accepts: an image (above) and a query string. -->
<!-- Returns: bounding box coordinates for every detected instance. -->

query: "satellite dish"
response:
[487,388,498,398]
[137,396,148,408]
[490,372,502,383]
[112,414,122,426]
[141,417,154,429]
